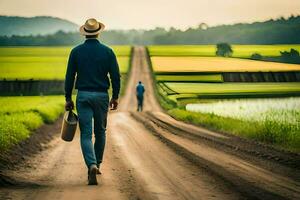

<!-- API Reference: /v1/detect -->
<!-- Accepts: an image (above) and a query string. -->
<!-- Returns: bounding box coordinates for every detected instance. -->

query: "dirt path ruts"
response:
[131,112,300,199]
[0,46,299,200]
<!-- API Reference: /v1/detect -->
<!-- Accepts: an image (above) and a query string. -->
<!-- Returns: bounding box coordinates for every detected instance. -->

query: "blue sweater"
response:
[136,83,145,97]
[64,39,120,101]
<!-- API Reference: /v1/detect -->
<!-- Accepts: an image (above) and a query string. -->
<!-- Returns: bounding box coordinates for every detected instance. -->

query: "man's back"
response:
[65,39,120,101]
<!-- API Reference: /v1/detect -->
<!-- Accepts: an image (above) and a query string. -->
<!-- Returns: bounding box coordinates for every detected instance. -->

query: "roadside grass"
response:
[0,96,65,151]
[167,108,300,152]
[148,45,300,58]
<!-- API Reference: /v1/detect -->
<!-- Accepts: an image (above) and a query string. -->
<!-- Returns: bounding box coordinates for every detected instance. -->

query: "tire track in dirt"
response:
[144,111,300,174]
[108,112,241,199]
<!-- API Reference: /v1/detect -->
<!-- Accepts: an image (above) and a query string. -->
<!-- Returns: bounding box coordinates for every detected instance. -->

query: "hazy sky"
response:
[0,0,299,30]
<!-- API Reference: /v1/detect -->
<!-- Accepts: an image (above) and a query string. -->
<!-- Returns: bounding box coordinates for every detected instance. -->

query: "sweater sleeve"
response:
[64,49,77,101]
[109,50,121,100]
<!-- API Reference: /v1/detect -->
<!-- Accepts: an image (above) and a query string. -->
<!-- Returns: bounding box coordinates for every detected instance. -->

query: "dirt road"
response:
[1,47,299,200]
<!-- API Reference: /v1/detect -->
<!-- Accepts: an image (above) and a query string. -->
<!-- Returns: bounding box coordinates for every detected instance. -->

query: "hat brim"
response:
[79,22,105,36]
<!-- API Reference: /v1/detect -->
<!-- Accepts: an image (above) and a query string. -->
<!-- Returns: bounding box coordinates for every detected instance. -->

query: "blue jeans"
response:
[76,91,109,169]
[137,95,144,112]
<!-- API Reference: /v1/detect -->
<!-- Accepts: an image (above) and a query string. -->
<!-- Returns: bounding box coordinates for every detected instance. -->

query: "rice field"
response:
[186,97,300,124]
[151,45,300,151]
[0,96,65,151]
[148,45,300,57]
[0,46,131,80]
[151,56,300,72]
[151,45,300,100]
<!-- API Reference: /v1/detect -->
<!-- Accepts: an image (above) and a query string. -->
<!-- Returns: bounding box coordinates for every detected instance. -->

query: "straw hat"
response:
[79,18,105,36]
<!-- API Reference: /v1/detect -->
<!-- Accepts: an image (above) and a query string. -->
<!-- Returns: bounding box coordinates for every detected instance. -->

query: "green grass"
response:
[0,46,131,80]
[156,74,223,83]
[0,96,65,151]
[148,45,300,58]
[168,108,300,152]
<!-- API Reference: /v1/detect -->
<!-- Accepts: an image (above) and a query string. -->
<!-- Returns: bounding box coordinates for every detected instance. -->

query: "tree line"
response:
[217,43,300,64]
[0,15,299,46]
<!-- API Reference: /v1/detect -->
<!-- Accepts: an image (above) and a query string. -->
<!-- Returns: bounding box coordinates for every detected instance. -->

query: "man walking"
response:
[64,18,120,185]
[136,81,145,112]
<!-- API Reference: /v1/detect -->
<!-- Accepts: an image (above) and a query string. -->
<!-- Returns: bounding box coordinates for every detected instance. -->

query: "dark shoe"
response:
[97,168,102,175]
[88,164,98,185]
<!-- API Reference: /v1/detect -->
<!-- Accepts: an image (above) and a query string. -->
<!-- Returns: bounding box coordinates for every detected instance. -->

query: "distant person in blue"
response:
[136,81,145,112]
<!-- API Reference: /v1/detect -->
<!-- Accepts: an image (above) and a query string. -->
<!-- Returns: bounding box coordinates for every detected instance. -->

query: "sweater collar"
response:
[84,38,100,43]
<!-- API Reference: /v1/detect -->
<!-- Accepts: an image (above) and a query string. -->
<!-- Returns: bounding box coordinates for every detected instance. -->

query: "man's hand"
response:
[109,99,118,110]
[65,100,74,111]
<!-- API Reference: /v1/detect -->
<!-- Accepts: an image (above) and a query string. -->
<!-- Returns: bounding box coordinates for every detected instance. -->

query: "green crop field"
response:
[148,45,300,58]
[0,46,131,80]
[0,56,129,80]
[0,96,65,151]
[0,46,131,57]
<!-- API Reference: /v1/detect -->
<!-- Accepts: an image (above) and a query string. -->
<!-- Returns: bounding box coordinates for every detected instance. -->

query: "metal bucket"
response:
[61,111,78,142]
